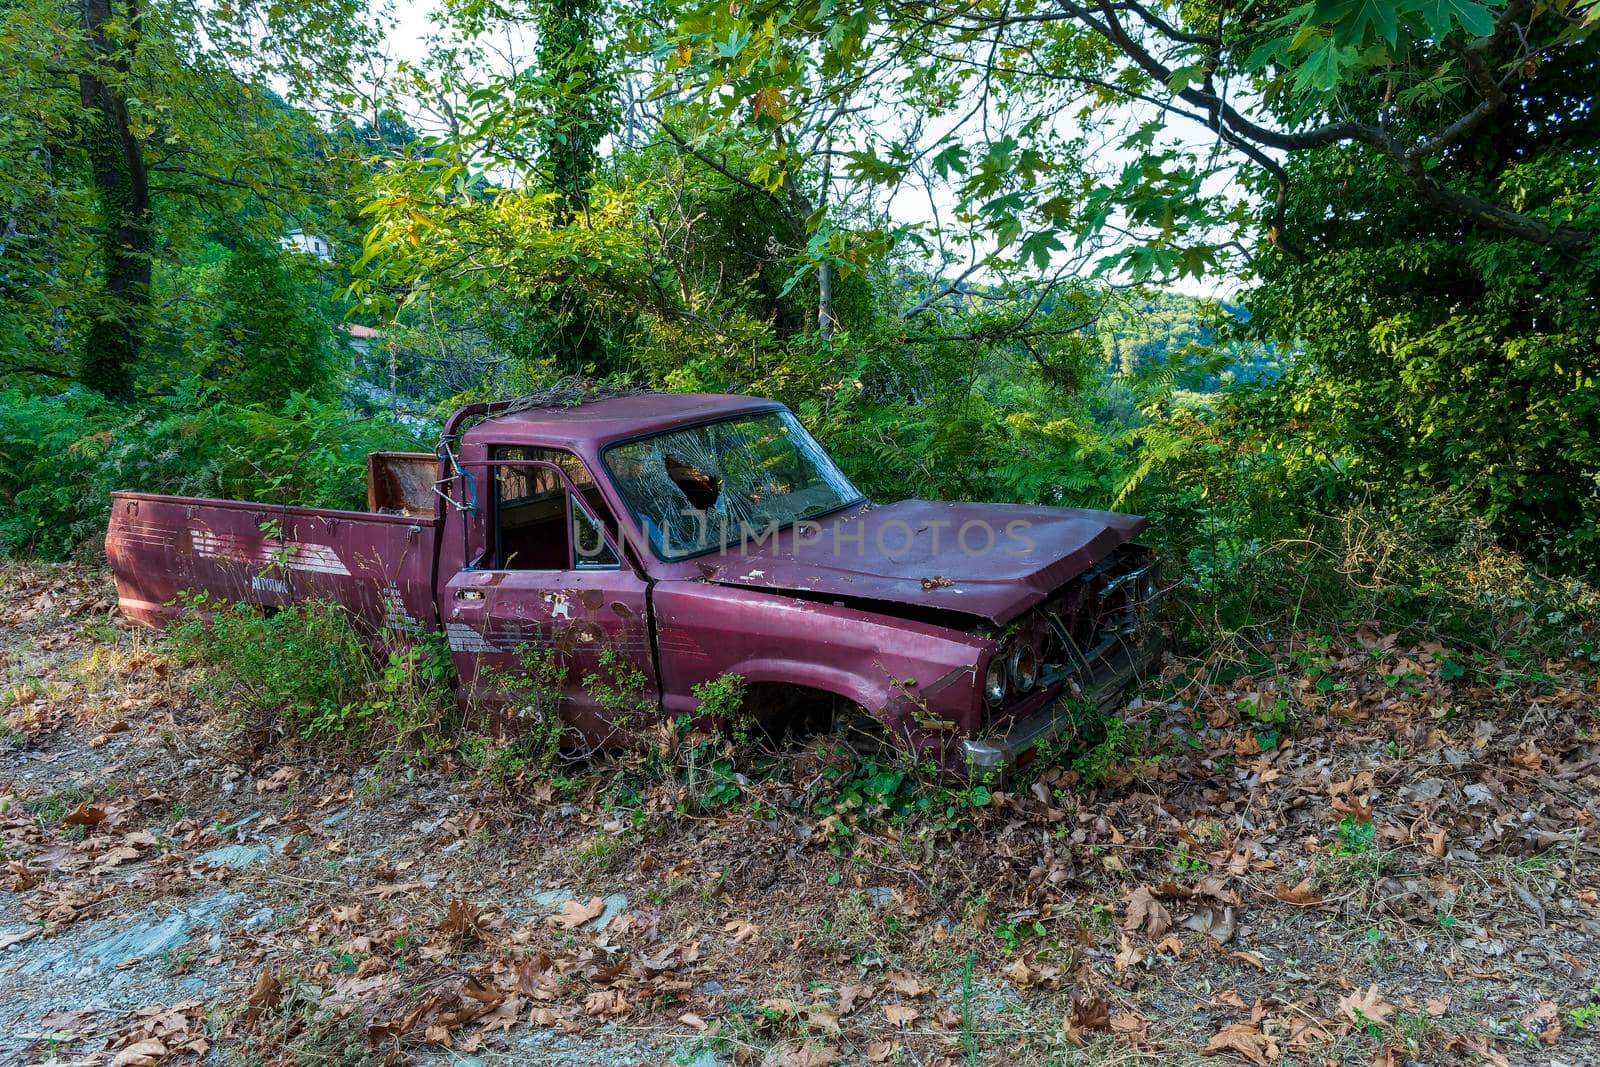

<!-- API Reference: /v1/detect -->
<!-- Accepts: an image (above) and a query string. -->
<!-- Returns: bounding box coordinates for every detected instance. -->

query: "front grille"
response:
[979,544,1160,729]
[1026,545,1157,688]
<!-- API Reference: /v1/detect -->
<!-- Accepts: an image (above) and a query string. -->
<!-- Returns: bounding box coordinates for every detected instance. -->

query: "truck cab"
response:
[435,394,1160,771]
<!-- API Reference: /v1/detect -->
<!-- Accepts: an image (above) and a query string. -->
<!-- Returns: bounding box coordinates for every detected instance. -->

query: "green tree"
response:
[208,241,334,405]
[535,0,615,223]
[0,0,379,396]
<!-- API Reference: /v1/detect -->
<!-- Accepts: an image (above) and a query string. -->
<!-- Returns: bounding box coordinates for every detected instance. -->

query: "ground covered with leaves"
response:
[2,560,1598,1066]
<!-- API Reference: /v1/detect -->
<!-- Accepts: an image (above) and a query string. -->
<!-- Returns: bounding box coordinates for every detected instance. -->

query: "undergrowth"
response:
[168,595,456,751]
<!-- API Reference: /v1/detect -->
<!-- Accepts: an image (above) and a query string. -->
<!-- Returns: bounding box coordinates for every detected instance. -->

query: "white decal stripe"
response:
[188,528,351,576]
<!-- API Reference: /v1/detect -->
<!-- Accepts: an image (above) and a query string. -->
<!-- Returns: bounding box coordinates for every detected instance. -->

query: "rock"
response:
[18,891,244,976]
[531,887,578,909]
[196,843,273,870]
[592,894,629,930]
[676,1048,723,1067]
[865,886,894,908]
[527,888,629,931]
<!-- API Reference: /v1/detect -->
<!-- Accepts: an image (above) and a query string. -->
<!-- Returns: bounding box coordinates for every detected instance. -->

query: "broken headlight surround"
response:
[983,656,1009,705]
[1008,641,1040,692]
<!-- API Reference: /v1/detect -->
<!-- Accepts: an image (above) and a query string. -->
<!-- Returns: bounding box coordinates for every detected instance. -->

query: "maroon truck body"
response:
[106,393,1162,771]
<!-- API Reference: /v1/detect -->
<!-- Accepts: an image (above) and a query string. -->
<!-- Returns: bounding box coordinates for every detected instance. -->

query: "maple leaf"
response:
[1181,903,1237,944]
[884,1004,918,1027]
[1122,886,1172,939]
[546,896,605,930]
[1111,1011,1150,1043]
[242,970,280,1028]
[760,1040,841,1067]
[1201,1021,1280,1065]
[836,982,869,1016]
[866,1040,900,1062]
[723,918,760,943]
[438,899,484,944]
[1339,985,1395,1030]
[883,971,932,997]
[61,802,107,829]
[111,1039,169,1067]
[1273,878,1324,907]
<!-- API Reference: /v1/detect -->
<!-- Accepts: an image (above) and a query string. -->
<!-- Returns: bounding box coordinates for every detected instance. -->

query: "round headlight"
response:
[1009,642,1040,691]
[983,658,1008,705]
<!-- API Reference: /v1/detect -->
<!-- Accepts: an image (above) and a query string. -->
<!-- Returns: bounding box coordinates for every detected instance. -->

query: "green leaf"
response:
[1412,0,1501,39]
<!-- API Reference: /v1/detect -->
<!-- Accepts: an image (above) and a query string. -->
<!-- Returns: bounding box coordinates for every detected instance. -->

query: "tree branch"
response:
[1060,0,1592,251]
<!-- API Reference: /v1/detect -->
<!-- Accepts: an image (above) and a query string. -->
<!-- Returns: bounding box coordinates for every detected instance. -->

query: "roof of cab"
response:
[463,392,784,451]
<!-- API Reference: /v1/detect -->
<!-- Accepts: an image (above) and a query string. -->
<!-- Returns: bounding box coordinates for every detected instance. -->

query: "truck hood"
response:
[689,499,1147,624]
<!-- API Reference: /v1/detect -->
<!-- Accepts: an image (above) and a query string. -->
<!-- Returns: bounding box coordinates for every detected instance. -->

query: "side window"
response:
[493,447,619,570]
[573,497,620,569]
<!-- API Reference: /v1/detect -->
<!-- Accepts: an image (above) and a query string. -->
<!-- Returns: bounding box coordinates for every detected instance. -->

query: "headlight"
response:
[983,657,1008,705]
[1009,642,1039,691]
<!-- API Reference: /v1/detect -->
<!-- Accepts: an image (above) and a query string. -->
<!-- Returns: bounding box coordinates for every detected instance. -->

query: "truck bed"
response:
[106,491,439,636]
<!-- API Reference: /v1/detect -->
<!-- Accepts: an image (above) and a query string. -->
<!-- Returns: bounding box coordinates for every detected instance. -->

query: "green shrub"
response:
[0,384,426,559]
[207,240,336,405]
[168,596,455,748]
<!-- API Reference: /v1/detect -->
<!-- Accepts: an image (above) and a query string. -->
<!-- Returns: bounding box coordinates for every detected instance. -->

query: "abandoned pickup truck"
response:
[106,393,1161,772]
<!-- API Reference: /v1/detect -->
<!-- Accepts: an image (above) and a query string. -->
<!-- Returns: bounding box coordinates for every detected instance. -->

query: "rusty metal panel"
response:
[367,452,438,517]
[651,580,987,761]
[105,491,438,636]
[659,500,1148,626]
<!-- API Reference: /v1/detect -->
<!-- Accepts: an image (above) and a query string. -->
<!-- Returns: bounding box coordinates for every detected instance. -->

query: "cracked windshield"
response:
[604,411,862,558]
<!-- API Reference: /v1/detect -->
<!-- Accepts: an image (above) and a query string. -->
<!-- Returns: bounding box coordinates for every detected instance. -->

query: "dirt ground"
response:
[2,559,1598,1066]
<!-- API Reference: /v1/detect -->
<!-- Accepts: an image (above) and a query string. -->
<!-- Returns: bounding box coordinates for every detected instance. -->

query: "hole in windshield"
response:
[665,455,722,510]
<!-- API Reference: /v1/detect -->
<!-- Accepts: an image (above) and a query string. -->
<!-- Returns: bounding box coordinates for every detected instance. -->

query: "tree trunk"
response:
[817,259,834,343]
[76,0,151,399]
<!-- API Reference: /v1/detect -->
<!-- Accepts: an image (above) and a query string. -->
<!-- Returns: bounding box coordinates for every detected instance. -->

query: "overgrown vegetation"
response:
[167,596,456,750]
[0,386,424,559]
[1,5,1597,1057]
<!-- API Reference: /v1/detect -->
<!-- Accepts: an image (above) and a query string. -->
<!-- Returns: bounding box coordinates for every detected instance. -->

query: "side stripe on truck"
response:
[189,528,351,576]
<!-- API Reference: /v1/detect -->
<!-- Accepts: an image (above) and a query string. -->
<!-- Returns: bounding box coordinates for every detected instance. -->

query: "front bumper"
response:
[959,635,1163,771]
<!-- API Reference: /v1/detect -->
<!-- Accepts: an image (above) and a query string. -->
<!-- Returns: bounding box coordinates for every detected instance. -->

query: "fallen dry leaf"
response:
[884,1004,918,1027]
[61,802,107,829]
[1123,886,1172,939]
[1111,1011,1150,1043]
[884,971,932,997]
[760,1040,841,1067]
[1339,985,1395,1029]
[1201,1021,1279,1065]
[546,896,605,930]
[242,969,279,1028]
[1182,902,1237,944]
[111,1039,168,1067]
[1273,877,1323,907]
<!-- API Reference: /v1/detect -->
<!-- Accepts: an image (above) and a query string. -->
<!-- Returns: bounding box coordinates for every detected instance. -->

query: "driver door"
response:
[442,456,656,748]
